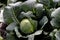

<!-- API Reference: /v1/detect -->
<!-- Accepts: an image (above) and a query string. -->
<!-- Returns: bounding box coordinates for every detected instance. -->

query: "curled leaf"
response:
[6,22,17,31]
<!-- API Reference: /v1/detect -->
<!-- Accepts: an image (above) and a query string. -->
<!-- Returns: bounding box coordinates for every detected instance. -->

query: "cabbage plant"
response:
[0,0,60,40]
